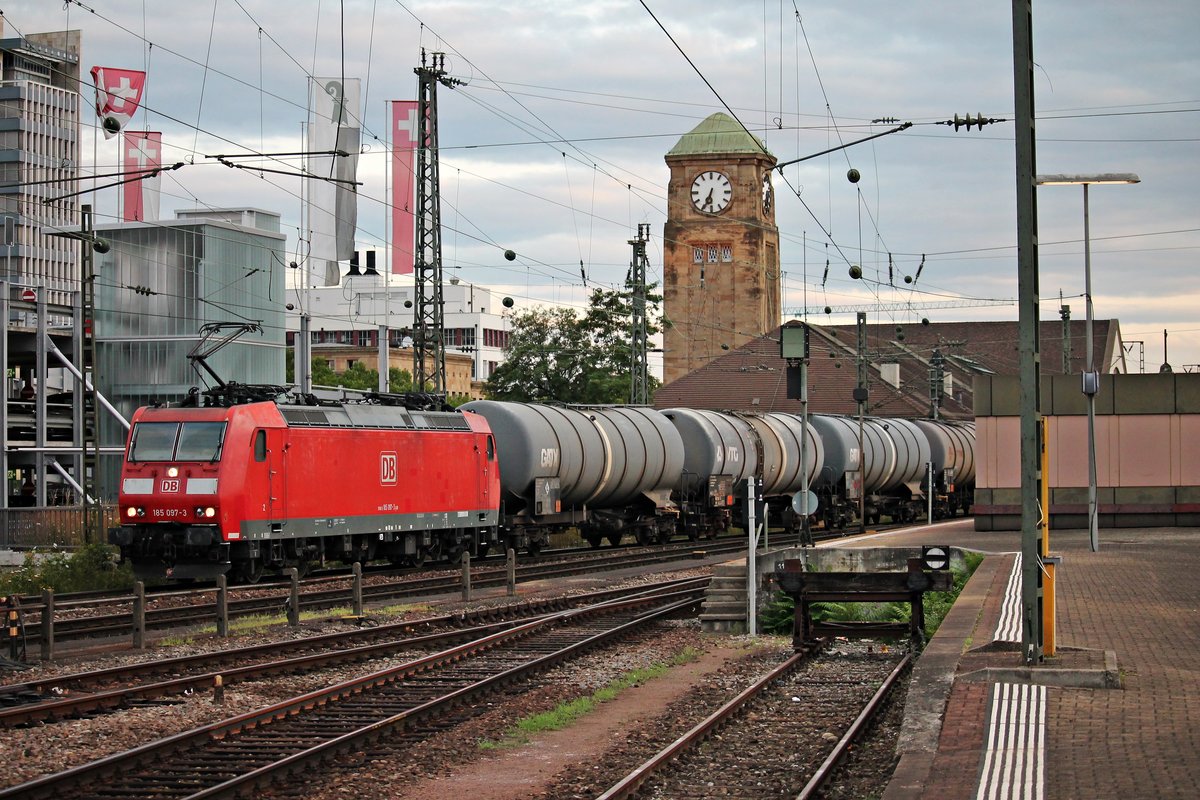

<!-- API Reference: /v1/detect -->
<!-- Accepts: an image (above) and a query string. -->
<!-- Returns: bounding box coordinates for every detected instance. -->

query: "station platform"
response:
[853,520,1200,800]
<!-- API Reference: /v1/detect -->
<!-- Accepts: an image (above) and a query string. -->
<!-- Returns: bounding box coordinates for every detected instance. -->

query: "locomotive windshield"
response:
[129,421,227,462]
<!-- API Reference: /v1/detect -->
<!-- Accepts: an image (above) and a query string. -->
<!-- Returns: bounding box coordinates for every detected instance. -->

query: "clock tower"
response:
[662,113,780,384]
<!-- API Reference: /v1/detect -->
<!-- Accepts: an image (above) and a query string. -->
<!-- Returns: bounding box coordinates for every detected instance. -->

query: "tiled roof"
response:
[653,318,1120,418]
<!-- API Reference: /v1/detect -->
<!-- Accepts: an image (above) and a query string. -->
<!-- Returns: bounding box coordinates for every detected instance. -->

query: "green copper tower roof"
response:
[666,112,772,158]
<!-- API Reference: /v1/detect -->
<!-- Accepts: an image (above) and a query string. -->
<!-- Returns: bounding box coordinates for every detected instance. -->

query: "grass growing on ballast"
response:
[478,646,702,750]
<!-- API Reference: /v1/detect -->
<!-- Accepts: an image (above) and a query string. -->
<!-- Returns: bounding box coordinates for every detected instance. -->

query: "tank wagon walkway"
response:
[863,521,1200,800]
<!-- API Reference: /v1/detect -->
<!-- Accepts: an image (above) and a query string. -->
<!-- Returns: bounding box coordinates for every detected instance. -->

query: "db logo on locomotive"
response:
[380,452,398,485]
[160,479,180,493]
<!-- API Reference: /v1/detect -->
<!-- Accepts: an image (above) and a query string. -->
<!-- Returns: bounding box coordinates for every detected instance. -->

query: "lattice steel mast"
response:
[627,224,650,404]
[412,51,461,393]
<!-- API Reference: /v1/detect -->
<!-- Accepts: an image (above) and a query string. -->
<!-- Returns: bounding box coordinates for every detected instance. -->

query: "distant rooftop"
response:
[174,208,281,234]
[654,318,1124,418]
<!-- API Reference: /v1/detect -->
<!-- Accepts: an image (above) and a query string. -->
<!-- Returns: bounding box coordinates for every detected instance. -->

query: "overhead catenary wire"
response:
[21,1,1194,356]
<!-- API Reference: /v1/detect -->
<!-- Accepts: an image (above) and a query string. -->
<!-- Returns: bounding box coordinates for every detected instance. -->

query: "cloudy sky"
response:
[8,0,1198,374]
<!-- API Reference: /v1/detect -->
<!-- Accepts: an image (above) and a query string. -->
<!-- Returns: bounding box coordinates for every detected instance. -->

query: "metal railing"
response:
[0,505,116,549]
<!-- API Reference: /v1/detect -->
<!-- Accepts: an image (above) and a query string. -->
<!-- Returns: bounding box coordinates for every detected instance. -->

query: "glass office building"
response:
[91,210,286,498]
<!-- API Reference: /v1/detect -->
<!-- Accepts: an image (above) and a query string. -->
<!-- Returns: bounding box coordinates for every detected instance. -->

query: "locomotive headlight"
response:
[126,506,138,518]
[167,466,179,478]
[205,507,216,518]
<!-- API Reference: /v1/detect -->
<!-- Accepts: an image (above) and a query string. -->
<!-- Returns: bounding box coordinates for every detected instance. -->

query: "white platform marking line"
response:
[994,554,1023,643]
[975,682,1046,800]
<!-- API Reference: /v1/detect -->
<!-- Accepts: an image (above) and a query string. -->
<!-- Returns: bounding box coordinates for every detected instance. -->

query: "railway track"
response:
[4,518,922,657]
[596,643,911,799]
[5,534,771,649]
[0,583,705,800]
[0,577,707,727]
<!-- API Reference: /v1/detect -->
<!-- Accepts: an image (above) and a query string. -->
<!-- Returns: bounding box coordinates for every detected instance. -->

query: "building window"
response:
[720,245,733,263]
[693,247,704,264]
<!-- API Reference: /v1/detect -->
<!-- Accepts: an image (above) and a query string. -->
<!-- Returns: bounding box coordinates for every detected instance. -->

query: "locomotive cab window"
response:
[254,430,267,462]
[487,435,495,461]
[129,421,228,462]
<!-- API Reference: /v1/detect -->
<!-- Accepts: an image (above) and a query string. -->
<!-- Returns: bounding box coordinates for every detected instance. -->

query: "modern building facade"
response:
[88,209,287,496]
[0,22,81,311]
[1,23,82,508]
[287,273,512,399]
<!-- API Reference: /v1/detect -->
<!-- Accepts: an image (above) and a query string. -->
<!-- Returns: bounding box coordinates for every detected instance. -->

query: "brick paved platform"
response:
[862,520,1200,800]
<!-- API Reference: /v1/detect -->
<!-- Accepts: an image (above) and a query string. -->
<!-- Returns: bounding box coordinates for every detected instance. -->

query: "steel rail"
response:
[185,594,702,800]
[795,651,912,799]
[0,577,708,727]
[595,643,823,800]
[9,538,743,646]
[0,588,703,800]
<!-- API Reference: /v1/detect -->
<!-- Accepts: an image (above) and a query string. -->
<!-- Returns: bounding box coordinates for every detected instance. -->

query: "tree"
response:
[484,285,661,404]
[286,350,413,393]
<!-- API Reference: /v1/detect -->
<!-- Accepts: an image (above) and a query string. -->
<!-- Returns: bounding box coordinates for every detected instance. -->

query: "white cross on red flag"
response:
[122,131,162,222]
[391,101,418,275]
[91,66,146,139]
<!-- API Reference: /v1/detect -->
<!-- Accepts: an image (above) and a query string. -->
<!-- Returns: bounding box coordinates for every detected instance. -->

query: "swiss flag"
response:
[91,66,146,139]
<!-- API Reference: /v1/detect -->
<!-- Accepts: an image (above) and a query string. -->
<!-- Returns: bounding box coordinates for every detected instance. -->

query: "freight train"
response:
[110,394,974,582]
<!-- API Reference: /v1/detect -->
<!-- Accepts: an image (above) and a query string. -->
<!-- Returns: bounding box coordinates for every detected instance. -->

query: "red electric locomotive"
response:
[111,399,500,581]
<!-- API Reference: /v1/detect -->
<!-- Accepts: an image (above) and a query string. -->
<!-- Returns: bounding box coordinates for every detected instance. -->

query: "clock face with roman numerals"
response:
[691,170,732,214]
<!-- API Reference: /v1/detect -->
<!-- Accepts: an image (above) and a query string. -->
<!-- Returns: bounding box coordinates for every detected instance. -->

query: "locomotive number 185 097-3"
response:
[151,507,189,518]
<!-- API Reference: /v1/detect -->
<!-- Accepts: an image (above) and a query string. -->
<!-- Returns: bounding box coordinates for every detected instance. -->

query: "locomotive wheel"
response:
[526,542,542,557]
[476,542,490,559]
[236,557,264,584]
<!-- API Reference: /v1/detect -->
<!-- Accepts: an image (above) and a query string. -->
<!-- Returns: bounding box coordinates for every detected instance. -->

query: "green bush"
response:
[0,543,135,596]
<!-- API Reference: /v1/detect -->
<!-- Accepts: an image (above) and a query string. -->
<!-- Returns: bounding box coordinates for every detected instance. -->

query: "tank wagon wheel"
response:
[606,532,622,547]
[584,533,604,549]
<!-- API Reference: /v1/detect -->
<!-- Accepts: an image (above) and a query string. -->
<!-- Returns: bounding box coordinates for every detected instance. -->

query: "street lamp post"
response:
[1036,173,1140,552]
